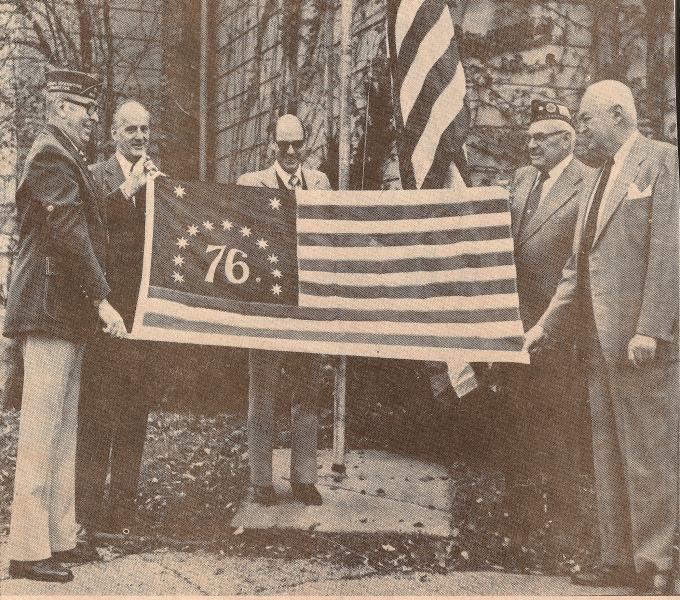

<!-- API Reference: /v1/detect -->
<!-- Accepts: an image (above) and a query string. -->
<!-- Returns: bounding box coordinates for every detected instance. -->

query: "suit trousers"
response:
[500,348,583,501]
[9,334,84,561]
[248,348,324,486]
[585,329,679,573]
[75,336,151,527]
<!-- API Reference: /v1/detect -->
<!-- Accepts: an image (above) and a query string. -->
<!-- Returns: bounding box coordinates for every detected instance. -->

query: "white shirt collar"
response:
[116,150,142,176]
[274,161,302,188]
[546,154,573,182]
[613,130,640,166]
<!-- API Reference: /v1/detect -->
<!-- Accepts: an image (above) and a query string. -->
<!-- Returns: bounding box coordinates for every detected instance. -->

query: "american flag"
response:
[387,0,470,189]
[130,177,527,363]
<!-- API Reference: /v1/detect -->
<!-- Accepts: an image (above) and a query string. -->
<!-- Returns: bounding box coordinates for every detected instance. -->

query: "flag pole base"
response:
[331,463,347,475]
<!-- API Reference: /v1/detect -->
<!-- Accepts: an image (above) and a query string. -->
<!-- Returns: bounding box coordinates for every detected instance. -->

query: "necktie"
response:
[523,170,549,226]
[580,158,614,256]
[289,174,300,189]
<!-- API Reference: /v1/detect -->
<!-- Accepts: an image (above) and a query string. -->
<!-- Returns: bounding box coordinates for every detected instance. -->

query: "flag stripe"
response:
[400,6,451,123]
[299,279,517,300]
[298,265,516,287]
[144,296,523,339]
[298,252,515,273]
[143,312,524,351]
[298,200,509,220]
[297,238,514,261]
[298,226,510,248]
[298,293,520,311]
[139,322,526,362]
[411,62,466,188]
[297,212,510,234]
[295,187,508,206]
[148,285,520,324]
[394,0,428,55]
[401,40,461,146]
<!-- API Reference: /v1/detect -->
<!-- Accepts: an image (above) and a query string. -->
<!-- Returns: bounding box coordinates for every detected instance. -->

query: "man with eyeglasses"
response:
[75,100,160,538]
[525,81,679,595]
[237,114,330,506]
[498,100,597,546]
[3,69,126,582]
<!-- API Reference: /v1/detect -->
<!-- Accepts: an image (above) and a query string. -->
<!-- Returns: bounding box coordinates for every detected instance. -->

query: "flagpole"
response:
[332,0,354,476]
[198,0,209,181]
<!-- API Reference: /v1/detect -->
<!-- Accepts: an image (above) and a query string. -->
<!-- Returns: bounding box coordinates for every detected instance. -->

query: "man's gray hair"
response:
[584,80,638,124]
[44,91,64,120]
[112,99,149,129]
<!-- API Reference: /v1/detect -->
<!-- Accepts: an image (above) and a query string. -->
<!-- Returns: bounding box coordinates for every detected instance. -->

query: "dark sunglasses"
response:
[277,140,304,152]
[528,130,568,143]
[64,97,99,116]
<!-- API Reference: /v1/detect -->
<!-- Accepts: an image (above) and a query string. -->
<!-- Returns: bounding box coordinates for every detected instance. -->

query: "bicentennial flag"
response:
[386,0,471,189]
[130,177,528,363]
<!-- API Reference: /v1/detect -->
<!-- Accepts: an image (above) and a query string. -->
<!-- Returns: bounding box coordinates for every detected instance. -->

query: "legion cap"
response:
[45,68,102,100]
[529,99,574,127]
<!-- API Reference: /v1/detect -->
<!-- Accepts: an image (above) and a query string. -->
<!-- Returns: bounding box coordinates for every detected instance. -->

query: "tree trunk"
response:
[644,0,667,137]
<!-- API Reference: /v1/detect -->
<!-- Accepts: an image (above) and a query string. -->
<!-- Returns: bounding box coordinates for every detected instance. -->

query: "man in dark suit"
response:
[237,114,330,506]
[526,80,679,594]
[3,69,126,583]
[76,100,158,535]
[500,101,597,532]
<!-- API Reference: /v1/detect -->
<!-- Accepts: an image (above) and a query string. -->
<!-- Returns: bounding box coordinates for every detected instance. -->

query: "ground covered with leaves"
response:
[1,376,599,579]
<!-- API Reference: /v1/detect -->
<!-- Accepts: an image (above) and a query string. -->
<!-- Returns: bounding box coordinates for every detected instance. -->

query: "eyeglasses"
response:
[528,130,569,143]
[277,140,304,152]
[63,97,99,117]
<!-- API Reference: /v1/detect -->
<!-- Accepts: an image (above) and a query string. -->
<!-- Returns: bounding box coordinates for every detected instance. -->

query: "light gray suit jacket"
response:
[236,164,331,191]
[540,134,679,364]
[510,158,597,330]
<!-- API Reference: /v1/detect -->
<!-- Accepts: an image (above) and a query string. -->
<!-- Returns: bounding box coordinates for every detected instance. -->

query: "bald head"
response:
[112,100,150,162]
[273,114,306,174]
[581,80,637,125]
[576,80,639,164]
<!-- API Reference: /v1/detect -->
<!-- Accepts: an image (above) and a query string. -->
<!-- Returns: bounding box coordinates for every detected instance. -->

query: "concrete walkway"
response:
[0,547,629,596]
[233,449,453,537]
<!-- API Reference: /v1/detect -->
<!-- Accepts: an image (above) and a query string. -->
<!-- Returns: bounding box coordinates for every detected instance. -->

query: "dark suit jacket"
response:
[540,134,679,364]
[3,125,110,341]
[91,154,146,331]
[510,158,597,330]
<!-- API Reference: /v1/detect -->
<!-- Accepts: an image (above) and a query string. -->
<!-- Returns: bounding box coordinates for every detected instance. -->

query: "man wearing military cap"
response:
[3,68,126,583]
[498,99,597,543]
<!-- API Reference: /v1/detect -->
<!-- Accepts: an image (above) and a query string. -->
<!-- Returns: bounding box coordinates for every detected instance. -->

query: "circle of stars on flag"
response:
[172,188,285,298]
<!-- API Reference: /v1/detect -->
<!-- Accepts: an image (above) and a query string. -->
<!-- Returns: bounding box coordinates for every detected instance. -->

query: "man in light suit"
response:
[4,69,126,583]
[501,101,597,533]
[237,114,330,506]
[525,81,679,594]
[76,100,158,536]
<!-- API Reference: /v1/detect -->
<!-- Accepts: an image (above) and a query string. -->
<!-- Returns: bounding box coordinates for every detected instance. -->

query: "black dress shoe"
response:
[291,483,323,506]
[252,485,278,506]
[571,564,638,588]
[52,540,102,564]
[9,558,74,583]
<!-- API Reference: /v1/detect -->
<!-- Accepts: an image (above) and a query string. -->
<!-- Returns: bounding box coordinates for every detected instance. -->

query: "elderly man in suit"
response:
[237,114,330,506]
[75,100,158,536]
[500,101,597,534]
[525,80,679,594]
[3,69,126,583]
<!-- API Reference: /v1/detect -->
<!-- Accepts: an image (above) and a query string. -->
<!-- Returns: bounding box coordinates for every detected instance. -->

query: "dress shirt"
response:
[585,130,640,225]
[116,151,144,206]
[274,161,303,190]
[540,154,573,201]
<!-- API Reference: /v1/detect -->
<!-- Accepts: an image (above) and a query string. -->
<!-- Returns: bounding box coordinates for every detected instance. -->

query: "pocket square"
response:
[627,182,652,199]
